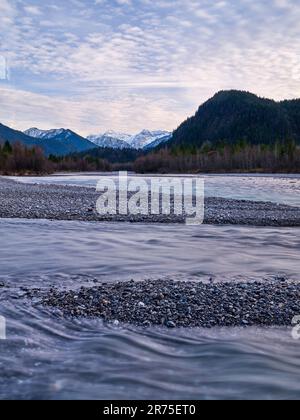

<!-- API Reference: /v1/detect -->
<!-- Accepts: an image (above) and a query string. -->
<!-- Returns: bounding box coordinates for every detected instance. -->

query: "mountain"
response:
[71,146,143,164]
[24,127,81,141]
[0,123,41,147]
[23,127,96,156]
[143,134,173,150]
[129,130,171,149]
[171,90,300,148]
[24,128,56,139]
[1,123,170,156]
[87,131,133,150]
[88,129,171,150]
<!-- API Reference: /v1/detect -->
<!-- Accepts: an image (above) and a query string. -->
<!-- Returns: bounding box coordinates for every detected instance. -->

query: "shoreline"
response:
[1,176,300,329]
[1,177,300,227]
[27,279,300,328]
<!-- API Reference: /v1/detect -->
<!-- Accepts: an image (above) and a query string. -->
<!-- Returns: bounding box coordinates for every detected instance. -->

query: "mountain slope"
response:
[0,123,41,146]
[87,129,171,150]
[281,99,300,136]
[129,130,171,149]
[87,131,133,149]
[24,128,55,139]
[171,90,300,148]
[23,127,97,156]
[143,134,172,150]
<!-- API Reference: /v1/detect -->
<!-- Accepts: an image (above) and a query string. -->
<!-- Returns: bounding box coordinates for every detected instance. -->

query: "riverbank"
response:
[1,177,300,226]
[26,279,300,328]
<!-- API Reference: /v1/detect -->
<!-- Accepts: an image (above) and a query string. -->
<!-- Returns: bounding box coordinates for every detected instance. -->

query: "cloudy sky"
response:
[0,0,299,136]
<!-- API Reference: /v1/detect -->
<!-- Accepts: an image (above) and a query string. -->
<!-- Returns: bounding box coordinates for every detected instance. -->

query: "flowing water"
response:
[0,218,300,400]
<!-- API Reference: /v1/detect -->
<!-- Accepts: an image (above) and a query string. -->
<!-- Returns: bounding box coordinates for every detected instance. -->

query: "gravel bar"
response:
[1,177,300,226]
[33,279,300,328]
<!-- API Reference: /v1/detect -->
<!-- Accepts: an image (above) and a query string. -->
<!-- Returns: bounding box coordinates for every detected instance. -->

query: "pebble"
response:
[166,321,176,329]
[33,279,300,329]
[1,178,300,227]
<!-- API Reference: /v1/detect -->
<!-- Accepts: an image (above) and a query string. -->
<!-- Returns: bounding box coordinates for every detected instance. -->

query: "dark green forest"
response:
[133,140,300,174]
[69,147,143,164]
[170,91,300,148]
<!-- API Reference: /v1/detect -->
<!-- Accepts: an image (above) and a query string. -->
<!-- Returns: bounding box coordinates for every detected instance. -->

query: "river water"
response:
[11,172,300,207]
[0,217,300,400]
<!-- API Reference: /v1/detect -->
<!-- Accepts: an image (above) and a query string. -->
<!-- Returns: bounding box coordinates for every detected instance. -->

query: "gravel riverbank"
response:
[28,279,300,328]
[2,177,299,329]
[1,177,300,226]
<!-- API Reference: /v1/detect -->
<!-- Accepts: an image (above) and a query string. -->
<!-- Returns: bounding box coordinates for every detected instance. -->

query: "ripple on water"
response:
[1,298,300,400]
[0,218,300,399]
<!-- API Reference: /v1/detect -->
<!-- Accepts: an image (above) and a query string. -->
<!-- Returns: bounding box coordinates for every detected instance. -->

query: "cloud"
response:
[0,85,188,135]
[0,0,299,133]
[0,56,9,80]
[23,5,42,15]
[116,0,132,5]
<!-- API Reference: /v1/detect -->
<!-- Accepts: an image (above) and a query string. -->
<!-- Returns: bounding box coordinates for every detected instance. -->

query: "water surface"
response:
[0,219,299,400]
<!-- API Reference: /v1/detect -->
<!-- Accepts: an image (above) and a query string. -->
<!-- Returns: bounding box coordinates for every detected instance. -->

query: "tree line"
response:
[0,141,52,174]
[1,139,299,175]
[133,140,300,174]
[0,141,111,175]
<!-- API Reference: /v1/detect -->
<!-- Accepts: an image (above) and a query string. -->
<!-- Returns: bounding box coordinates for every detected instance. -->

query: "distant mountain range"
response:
[23,128,96,156]
[0,124,170,156]
[1,90,300,158]
[87,130,172,150]
[0,123,39,147]
[87,131,133,150]
[171,90,300,148]
[0,124,96,156]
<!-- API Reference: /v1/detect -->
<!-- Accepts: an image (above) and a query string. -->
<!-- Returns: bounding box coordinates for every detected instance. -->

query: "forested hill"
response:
[170,91,300,148]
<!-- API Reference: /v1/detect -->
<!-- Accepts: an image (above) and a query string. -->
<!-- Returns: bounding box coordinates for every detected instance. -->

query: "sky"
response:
[0,0,300,136]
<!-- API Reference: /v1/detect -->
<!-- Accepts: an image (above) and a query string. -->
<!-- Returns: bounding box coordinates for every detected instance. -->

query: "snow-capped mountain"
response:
[24,128,49,139]
[143,133,172,150]
[23,127,96,156]
[23,127,172,154]
[87,131,133,150]
[24,128,73,141]
[128,130,171,149]
[99,130,133,144]
[1,123,43,147]
[88,130,172,150]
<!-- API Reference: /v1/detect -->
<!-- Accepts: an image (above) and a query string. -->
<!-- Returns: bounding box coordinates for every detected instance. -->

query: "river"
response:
[0,213,299,399]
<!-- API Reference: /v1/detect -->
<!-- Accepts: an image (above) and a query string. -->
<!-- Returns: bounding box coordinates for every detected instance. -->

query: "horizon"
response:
[1,0,300,135]
[3,88,300,139]
[24,126,172,139]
